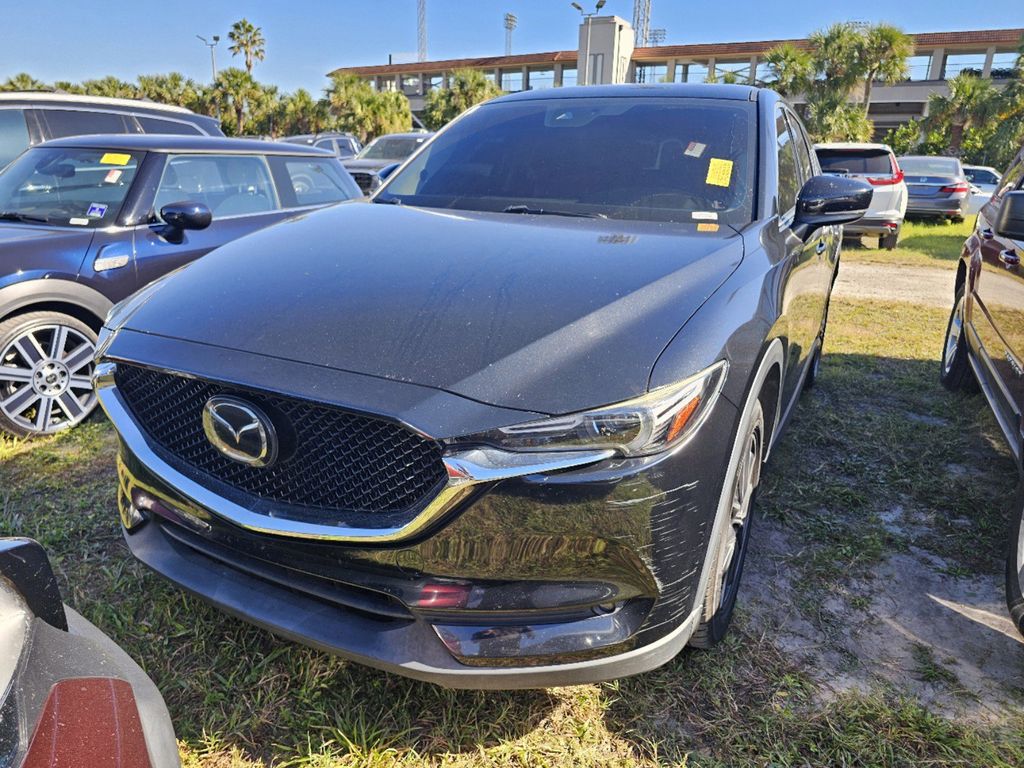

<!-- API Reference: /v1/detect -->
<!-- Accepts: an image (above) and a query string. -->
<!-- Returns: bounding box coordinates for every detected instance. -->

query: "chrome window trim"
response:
[94,361,613,543]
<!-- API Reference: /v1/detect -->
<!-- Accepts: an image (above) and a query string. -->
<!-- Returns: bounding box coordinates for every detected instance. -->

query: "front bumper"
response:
[97,351,737,688]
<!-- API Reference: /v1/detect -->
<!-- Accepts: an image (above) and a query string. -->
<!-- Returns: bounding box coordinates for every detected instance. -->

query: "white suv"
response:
[815,142,908,250]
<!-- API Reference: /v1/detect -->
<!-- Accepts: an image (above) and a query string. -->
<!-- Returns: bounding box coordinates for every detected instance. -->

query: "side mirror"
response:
[995,191,1024,242]
[160,201,212,232]
[377,163,401,183]
[794,175,873,233]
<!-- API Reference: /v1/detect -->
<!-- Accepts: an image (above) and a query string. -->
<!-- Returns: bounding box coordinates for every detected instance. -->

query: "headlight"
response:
[453,361,727,458]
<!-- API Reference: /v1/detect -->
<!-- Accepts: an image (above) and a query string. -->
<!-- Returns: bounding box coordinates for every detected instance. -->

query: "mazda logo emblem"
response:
[202,396,278,467]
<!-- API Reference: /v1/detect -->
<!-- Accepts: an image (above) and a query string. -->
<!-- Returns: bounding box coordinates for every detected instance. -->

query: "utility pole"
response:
[570,1,605,86]
[504,13,517,57]
[417,0,427,62]
[196,34,220,82]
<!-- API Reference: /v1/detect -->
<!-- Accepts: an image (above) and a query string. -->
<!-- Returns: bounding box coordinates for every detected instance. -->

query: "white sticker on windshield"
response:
[692,211,718,221]
[104,169,123,184]
[69,217,89,226]
[86,203,108,218]
[685,141,706,158]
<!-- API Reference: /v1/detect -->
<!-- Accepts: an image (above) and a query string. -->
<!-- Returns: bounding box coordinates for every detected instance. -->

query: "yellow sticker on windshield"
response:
[100,152,131,166]
[706,158,733,187]
[697,223,720,233]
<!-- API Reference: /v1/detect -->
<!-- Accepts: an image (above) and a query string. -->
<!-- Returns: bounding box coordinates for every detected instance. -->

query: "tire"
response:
[952,215,965,224]
[1007,489,1024,638]
[939,286,977,392]
[1008,489,1024,638]
[0,312,99,438]
[803,343,822,391]
[881,231,899,250]
[690,399,764,648]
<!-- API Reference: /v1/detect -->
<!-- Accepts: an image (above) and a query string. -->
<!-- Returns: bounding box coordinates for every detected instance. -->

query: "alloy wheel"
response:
[0,324,97,435]
[943,295,964,376]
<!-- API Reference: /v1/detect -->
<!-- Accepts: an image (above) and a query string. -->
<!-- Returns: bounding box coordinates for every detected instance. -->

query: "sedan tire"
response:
[939,287,977,392]
[0,312,98,438]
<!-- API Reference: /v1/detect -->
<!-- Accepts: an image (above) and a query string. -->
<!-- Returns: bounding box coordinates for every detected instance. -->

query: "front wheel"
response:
[939,287,976,392]
[690,400,764,647]
[0,312,99,438]
[1008,490,1024,638]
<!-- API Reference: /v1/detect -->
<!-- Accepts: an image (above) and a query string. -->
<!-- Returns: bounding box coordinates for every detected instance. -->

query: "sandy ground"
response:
[744,260,1024,723]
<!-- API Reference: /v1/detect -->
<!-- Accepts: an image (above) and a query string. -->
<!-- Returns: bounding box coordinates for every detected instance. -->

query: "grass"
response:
[2,224,1024,766]
[840,217,974,267]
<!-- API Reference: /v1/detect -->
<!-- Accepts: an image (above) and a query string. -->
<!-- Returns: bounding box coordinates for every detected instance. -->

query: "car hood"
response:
[342,158,397,173]
[121,204,743,415]
[0,222,94,280]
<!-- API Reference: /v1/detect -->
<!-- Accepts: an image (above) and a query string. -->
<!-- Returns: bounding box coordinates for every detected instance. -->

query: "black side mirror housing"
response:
[794,175,873,234]
[160,201,212,232]
[995,191,1024,241]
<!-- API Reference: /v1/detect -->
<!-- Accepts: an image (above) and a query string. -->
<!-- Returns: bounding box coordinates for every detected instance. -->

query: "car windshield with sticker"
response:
[0,147,142,227]
[377,97,757,226]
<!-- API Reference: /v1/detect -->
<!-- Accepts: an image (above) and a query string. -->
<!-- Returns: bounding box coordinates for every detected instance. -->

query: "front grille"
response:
[115,364,447,517]
[350,172,375,194]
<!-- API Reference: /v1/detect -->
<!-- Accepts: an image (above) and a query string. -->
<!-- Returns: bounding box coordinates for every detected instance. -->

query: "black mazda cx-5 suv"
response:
[95,84,871,688]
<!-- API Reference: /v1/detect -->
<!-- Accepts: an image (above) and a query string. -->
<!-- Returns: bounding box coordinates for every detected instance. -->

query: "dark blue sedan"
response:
[0,134,361,436]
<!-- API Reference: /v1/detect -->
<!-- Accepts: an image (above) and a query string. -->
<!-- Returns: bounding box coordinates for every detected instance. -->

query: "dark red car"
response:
[940,143,1024,635]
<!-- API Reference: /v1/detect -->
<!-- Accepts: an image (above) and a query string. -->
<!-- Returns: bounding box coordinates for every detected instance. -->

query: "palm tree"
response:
[763,43,813,97]
[79,76,139,99]
[1,73,47,91]
[422,69,502,130]
[212,67,262,135]
[136,73,198,108]
[228,19,266,75]
[926,72,999,155]
[859,24,913,115]
[279,89,332,135]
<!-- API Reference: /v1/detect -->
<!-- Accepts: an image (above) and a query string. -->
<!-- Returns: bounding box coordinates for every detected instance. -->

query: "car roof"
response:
[281,132,357,141]
[369,132,434,140]
[815,142,894,152]
[962,164,999,172]
[491,83,760,103]
[0,91,196,115]
[36,134,334,155]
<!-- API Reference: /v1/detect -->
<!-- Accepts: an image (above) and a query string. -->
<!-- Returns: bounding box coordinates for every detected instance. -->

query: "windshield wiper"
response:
[0,211,49,224]
[502,205,606,219]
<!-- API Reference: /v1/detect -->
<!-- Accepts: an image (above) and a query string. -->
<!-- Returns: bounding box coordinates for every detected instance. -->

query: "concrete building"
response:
[330,20,1023,135]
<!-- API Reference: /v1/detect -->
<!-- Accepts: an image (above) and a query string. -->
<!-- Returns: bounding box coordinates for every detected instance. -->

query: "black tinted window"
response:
[0,108,29,168]
[964,168,999,185]
[39,109,130,139]
[788,113,815,184]
[381,98,756,225]
[136,115,202,136]
[775,110,799,215]
[817,149,893,175]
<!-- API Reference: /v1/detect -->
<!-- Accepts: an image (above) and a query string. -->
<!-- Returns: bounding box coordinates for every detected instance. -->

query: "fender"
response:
[0,278,113,324]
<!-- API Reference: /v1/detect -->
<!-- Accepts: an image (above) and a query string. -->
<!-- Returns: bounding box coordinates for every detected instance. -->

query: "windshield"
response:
[358,136,428,161]
[817,149,893,176]
[899,156,962,176]
[0,146,141,227]
[377,97,756,225]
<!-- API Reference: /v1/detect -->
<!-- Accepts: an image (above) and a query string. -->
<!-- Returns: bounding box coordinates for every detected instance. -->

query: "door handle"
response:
[815,240,827,256]
[999,249,1021,267]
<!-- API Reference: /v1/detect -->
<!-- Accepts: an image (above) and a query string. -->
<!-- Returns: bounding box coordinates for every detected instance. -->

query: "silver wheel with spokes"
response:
[0,313,98,437]
[691,399,764,647]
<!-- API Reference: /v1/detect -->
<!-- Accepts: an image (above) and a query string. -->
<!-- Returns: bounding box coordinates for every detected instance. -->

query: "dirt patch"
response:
[744,499,1024,724]
[834,263,955,308]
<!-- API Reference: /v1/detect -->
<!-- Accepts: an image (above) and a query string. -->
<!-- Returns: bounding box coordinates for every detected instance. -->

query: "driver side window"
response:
[154,154,278,219]
[775,108,800,219]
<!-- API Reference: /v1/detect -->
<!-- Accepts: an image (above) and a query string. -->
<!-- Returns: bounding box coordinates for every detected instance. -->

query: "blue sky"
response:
[3,1,1020,94]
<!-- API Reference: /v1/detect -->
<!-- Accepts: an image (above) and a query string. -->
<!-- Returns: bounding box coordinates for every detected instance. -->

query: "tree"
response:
[422,69,502,130]
[228,19,266,75]
[136,73,199,109]
[0,73,47,91]
[211,67,263,135]
[762,43,813,97]
[79,77,139,99]
[925,72,998,155]
[859,24,913,114]
[277,88,332,135]
[325,73,411,142]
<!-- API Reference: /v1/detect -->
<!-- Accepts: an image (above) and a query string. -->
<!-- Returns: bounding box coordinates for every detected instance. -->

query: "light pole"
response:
[570,1,605,86]
[196,34,220,82]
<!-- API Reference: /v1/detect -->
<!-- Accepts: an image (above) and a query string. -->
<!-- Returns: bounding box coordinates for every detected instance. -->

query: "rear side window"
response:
[775,109,799,216]
[993,156,1024,201]
[0,108,29,168]
[268,155,361,207]
[314,139,336,153]
[786,113,815,185]
[37,109,131,139]
[135,115,203,136]
[155,153,278,217]
[817,149,893,176]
